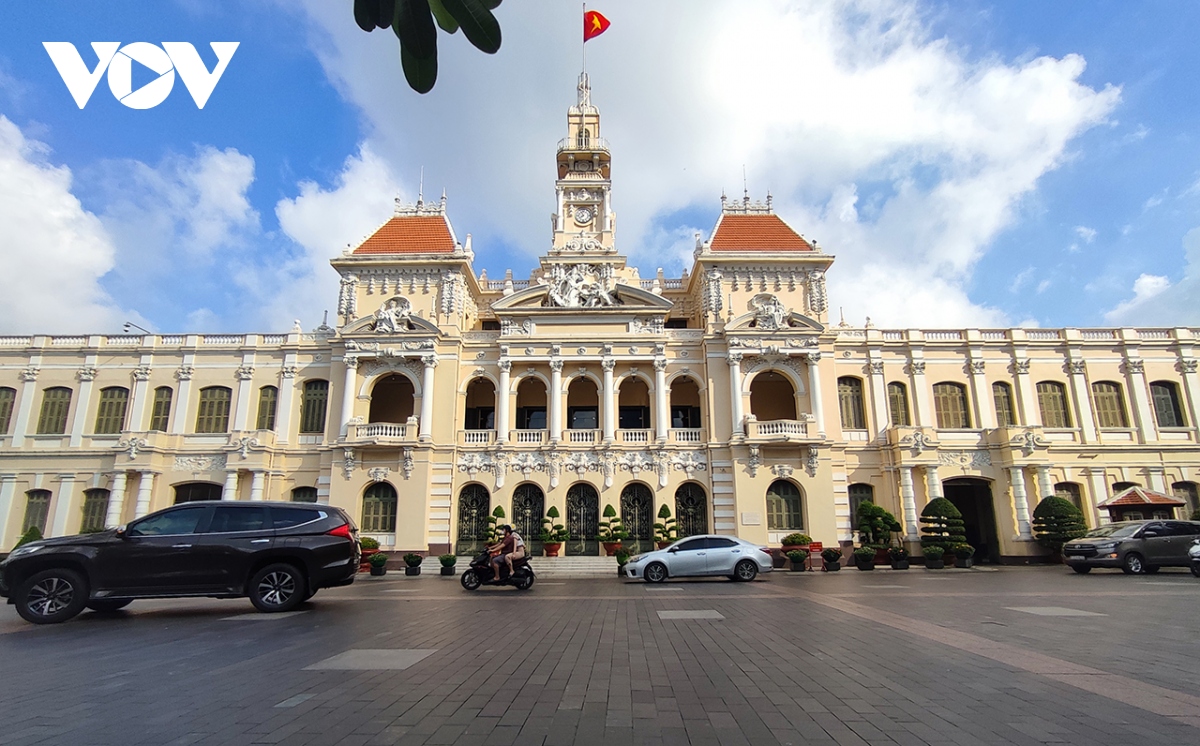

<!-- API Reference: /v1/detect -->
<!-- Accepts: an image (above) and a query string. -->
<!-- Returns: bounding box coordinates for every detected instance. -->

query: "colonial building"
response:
[2,75,1199,562]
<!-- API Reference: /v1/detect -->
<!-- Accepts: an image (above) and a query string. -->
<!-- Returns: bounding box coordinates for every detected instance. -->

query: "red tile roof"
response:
[353,216,456,255]
[1096,486,1186,508]
[710,214,813,252]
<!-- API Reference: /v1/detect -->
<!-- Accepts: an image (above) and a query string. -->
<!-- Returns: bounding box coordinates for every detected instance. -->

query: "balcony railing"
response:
[459,430,496,446]
[512,429,547,445]
[557,136,610,153]
[565,429,600,444]
[616,429,651,444]
[669,428,703,444]
[746,419,811,441]
[349,422,416,442]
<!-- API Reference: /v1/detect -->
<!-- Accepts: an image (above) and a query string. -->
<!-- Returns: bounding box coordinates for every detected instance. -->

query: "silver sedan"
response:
[623,535,774,583]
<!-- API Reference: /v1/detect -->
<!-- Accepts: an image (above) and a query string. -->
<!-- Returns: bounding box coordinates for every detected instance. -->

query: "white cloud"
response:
[1074,225,1097,243]
[1143,190,1167,211]
[283,0,1119,328]
[1009,266,1035,293]
[0,116,131,334]
[1104,228,1200,326]
[1104,273,1172,323]
[1036,279,1052,294]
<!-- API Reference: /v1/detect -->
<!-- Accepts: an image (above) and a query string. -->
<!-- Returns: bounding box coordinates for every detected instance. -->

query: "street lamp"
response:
[123,322,151,335]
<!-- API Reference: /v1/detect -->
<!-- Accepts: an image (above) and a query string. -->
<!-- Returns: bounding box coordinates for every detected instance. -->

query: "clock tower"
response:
[551,72,616,256]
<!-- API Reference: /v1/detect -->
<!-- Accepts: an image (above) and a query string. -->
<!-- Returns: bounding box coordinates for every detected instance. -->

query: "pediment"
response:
[341,295,441,335]
[727,310,824,332]
[490,282,674,312]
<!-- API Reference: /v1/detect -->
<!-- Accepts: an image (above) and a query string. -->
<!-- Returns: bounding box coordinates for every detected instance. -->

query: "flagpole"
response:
[582,2,587,73]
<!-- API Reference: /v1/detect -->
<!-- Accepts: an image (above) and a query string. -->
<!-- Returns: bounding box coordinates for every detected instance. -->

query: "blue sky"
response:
[1,1,1198,333]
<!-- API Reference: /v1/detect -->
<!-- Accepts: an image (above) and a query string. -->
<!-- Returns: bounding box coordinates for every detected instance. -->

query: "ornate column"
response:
[339,354,359,438]
[69,366,97,447]
[1009,466,1032,539]
[898,466,918,540]
[496,359,511,443]
[654,357,668,442]
[602,357,616,443]
[1035,464,1055,502]
[419,354,438,442]
[232,364,255,432]
[1177,358,1200,430]
[807,352,826,437]
[1011,358,1039,426]
[867,358,889,437]
[1066,357,1097,444]
[968,358,994,429]
[924,464,943,501]
[128,366,152,431]
[275,366,297,444]
[549,359,563,443]
[105,471,128,528]
[10,366,39,447]
[908,359,931,428]
[727,352,744,436]
[1123,358,1157,444]
[222,470,240,501]
[170,364,195,435]
[0,475,18,545]
[50,475,76,536]
[249,470,266,501]
[133,471,156,518]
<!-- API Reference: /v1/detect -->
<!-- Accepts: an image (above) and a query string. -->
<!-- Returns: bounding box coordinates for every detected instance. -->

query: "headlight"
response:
[1092,542,1118,552]
[629,554,644,563]
[8,544,45,559]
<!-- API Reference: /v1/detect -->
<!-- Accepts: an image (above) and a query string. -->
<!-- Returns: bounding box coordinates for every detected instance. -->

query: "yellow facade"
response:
[2,77,1198,561]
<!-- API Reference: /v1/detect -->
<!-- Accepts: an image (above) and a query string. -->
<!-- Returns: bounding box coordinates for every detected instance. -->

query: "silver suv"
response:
[1063,520,1200,574]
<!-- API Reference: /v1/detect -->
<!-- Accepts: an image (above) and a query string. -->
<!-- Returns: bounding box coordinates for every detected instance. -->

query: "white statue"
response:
[749,293,789,330]
[373,296,412,333]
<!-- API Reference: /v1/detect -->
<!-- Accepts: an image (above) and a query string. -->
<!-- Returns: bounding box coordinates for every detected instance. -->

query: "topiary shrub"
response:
[920,498,965,558]
[653,503,677,543]
[541,506,568,542]
[1032,496,1087,554]
[13,526,42,550]
[821,547,842,562]
[486,505,506,542]
[598,504,627,543]
[780,533,813,546]
[402,553,423,567]
[854,503,902,547]
[359,537,380,551]
[438,554,457,567]
[368,552,389,567]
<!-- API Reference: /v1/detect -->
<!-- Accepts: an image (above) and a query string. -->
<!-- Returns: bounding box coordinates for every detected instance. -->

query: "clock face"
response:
[573,206,594,224]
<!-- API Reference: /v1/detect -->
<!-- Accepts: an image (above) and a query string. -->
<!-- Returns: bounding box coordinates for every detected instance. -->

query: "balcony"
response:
[348,421,417,444]
[669,428,703,444]
[459,430,496,446]
[557,136,610,154]
[564,429,600,445]
[511,429,548,445]
[616,429,652,445]
[745,418,814,443]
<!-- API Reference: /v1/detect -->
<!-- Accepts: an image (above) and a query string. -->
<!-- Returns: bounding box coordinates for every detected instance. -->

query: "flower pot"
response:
[873,548,891,565]
[369,565,386,576]
[955,557,973,569]
[543,542,562,557]
[890,559,910,570]
[823,560,841,572]
[602,542,623,556]
[440,566,455,576]
[856,559,875,571]
[789,561,807,572]
[405,566,421,576]
[925,557,944,569]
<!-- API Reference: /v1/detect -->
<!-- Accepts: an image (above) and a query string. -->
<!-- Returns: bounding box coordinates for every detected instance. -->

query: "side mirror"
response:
[667,546,678,553]
[116,525,129,538]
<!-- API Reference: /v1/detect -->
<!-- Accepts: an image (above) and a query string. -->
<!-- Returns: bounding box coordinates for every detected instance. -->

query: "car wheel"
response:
[300,589,317,603]
[643,562,668,584]
[86,599,133,613]
[460,569,481,591]
[1191,563,1200,578]
[514,573,535,591]
[1070,566,1092,574]
[1122,553,1146,575]
[734,560,758,582]
[15,568,89,625]
[249,563,304,613]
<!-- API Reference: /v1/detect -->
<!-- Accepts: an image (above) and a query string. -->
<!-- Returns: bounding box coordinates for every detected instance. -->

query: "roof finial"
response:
[418,166,424,206]
[742,165,749,205]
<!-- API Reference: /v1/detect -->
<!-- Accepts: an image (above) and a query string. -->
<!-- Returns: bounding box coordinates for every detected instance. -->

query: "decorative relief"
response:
[653,357,668,372]
[501,318,533,336]
[899,429,938,454]
[549,359,564,373]
[341,448,357,480]
[132,366,152,381]
[368,467,390,483]
[869,361,885,375]
[77,367,98,382]
[748,293,795,330]
[747,445,761,477]
[562,452,601,476]
[727,351,744,366]
[703,269,723,316]
[576,347,587,355]
[1011,359,1030,375]
[176,366,195,381]
[1010,429,1049,457]
[231,436,259,459]
[601,357,616,372]
[117,437,148,460]
[968,361,987,374]
[401,448,414,480]
[771,464,793,479]
[235,366,255,380]
[630,318,664,334]
[905,361,925,375]
[175,454,227,472]
[805,446,819,477]
[19,367,39,382]
[509,452,546,479]
[372,296,414,334]
[1123,359,1145,375]
[1067,360,1087,375]
[498,359,512,373]
[457,452,494,479]
[280,366,298,379]
[439,270,461,317]
[545,263,618,307]
[938,450,991,468]
[804,269,827,315]
[672,451,708,481]
[1178,359,1198,374]
[421,354,439,369]
[338,275,357,321]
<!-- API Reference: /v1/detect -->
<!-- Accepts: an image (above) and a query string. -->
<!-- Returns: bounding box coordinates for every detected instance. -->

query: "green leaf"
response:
[401,43,438,94]
[376,0,397,30]
[354,0,378,31]
[482,0,501,8]
[429,0,459,34]
[394,0,439,61]
[440,0,502,54]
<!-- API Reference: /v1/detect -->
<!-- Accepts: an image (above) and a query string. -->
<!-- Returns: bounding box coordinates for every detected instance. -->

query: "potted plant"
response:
[368,552,389,576]
[920,498,965,569]
[598,504,628,555]
[787,549,809,572]
[888,545,909,570]
[1032,496,1087,563]
[855,503,902,564]
[486,506,506,542]
[821,547,842,571]
[359,536,381,572]
[402,553,423,576]
[953,543,975,569]
[541,506,568,557]
[654,504,678,549]
[438,554,457,576]
[853,546,876,571]
[614,547,632,576]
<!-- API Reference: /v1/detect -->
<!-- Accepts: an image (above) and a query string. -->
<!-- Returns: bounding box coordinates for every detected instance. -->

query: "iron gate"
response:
[620,483,654,554]
[456,484,490,555]
[675,482,708,538]
[566,483,599,556]
[512,483,545,556]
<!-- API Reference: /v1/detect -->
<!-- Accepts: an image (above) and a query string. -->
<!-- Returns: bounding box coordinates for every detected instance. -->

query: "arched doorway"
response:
[174,482,222,504]
[464,378,496,431]
[620,482,654,553]
[369,374,415,423]
[674,483,708,537]
[456,484,490,555]
[566,483,599,556]
[943,478,1000,564]
[516,378,547,431]
[512,483,545,556]
[749,371,797,420]
[618,377,651,431]
[566,377,598,431]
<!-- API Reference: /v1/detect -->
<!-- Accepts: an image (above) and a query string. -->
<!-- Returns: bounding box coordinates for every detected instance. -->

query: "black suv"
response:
[0,501,360,624]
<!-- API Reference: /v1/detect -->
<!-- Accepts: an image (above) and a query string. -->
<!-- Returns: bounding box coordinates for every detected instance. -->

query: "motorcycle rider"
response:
[487,525,526,581]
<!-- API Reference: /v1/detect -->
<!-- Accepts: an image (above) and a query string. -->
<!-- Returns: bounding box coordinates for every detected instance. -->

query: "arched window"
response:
[149,386,172,431]
[670,376,702,429]
[766,480,803,530]
[518,377,550,430]
[22,490,51,534]
[887,382,910,426]
[1054,482,1083,512]
[674,483,708,537]
[256,386,278,431]
[848,483,874,527]
[838,377,866,430]
[564,377,595,430]
[932,382,971,429]
[362,482,397,533]
[94,386,130,434]
[81,488,110,532]
[992,382,1016,427]
[300,380,329,434]
[0,386,16,434]
[174,482,222,504]
[1173,481,1199,516]
[1151,381,1186,428]
[195,387,232,433]
[512,484,545,546]
[464,378,496,430]
[1036,381,1071,428]
[618,377,651,430]
[1092,381,1129,429]
[291,486,318,503]
[577,128,590,149]
[37,387,72,434]
[749,371,796,420]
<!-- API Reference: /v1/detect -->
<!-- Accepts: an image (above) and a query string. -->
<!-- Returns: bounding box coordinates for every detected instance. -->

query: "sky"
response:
[1,1,1199,334]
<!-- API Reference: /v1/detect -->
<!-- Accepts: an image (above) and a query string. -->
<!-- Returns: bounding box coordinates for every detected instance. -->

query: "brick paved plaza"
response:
[1,566,1198,746]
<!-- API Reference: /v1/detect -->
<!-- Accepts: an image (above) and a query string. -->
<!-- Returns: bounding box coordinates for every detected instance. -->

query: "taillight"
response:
[326,523,353,540]
[758,547,770,555]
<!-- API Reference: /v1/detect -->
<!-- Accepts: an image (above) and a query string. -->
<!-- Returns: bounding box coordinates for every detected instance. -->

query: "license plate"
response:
[1066,556,1083,561]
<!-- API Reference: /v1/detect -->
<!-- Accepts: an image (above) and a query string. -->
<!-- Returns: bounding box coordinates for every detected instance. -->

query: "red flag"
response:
[584,10,610,42]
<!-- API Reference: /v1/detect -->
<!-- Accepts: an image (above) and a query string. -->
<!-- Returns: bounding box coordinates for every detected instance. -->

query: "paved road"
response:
[1,566,1198,745]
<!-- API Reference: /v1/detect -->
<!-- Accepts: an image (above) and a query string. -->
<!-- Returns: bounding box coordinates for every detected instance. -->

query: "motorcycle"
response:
[1189,538,1200,578]
[460,550,536,591]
